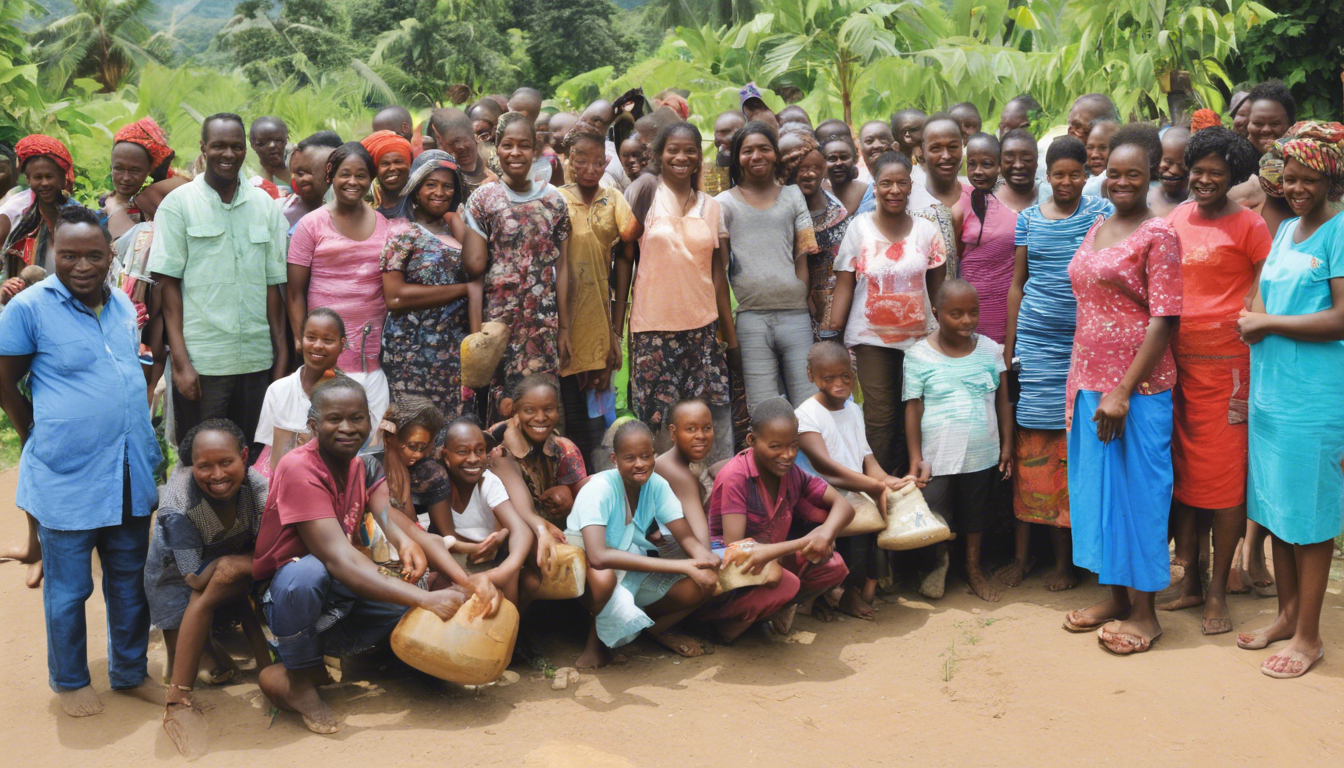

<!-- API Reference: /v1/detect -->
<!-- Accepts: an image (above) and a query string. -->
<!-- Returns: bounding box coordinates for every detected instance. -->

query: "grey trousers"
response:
[735,309,818,412]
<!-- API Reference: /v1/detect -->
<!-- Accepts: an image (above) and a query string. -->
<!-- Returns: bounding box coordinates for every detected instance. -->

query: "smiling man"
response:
[150,113,290,449]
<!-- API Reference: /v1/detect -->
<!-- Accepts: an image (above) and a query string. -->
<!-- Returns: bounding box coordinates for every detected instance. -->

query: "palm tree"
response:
[31,0,173,93]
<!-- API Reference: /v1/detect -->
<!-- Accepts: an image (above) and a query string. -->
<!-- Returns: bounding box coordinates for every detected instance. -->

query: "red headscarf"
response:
[15,134,74,191]
[1190,109,1220,133]
[659,93,690,120]
[361,130,413,167]
[113,117,175,176]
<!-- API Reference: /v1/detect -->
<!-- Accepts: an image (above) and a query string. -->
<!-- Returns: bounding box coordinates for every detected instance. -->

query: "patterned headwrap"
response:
[779,132,820,185]
[1190,109,1220,133]
[360,130,413,168]
[1259,120,1344,202]
[392,149,463,221]
[113,117,175,178]
[15,134,74,191]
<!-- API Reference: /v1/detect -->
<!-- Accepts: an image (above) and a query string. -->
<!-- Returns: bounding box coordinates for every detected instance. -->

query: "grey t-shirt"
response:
[716,184,816,312]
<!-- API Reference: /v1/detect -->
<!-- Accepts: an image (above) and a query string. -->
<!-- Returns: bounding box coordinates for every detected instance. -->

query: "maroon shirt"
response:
[707,449,830,546]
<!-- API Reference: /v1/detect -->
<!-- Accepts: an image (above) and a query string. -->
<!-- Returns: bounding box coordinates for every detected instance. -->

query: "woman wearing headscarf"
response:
[1235,121,1344,679]
[379,149,482,422]
[361,130,413,218]
[103,117,176,239]
[1,135,79,303]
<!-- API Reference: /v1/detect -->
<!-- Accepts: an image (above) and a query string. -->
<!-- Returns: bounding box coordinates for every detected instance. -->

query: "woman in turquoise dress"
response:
[1236,121,1344,679]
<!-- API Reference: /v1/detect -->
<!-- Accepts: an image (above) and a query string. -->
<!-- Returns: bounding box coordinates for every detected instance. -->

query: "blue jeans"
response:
[735,309,818,412]
[37,506,151,692]
[263,555,409,670]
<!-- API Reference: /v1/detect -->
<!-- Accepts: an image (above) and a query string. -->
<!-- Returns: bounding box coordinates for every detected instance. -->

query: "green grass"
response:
[0,412,19,470]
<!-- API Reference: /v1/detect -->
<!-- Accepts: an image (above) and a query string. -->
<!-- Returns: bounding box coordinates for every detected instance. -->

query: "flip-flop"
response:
[1201,616,1233,636]
[1063,610,1128,633]
[1098,628,1160,655]
[1261,647,1324,679]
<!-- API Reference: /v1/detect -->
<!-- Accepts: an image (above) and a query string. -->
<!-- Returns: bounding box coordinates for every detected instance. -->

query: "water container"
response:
[877,484,953,551]
[390,595,519,685]
[532,542,588,600]
[715,538,784,595]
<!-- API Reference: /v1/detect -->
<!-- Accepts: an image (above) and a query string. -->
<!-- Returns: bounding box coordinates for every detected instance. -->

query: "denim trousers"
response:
[263,555,409,669]
[735,309,818,412]
[37,504,151,692]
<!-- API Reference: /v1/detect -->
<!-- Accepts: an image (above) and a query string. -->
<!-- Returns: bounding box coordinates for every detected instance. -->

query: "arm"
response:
[382,269,473,313]
[1093,315,1178,442]
[0,355,33,443]
[712,241,738,351]
[1240,277,1344,344]
[827,271,856,334]
[1243,259,1266,311]
[996,372,1013,478]
[466,278,483,334]
[580,523,703,576]
[611,238,635,333]
[925,262,947,311]
[267,284,288,379]
[297,516,453,611]
[657,465,712,548]
[487,499,535,577]
[156,275,200,401]
[270,428,299,471]
[606,240,634,373]
[719,512,802,566]
[798,431,887,497]
[365,482,426,582]
[905,398,930,485]
[556,236,571,368]
[462,228,487,278]
[284,263,309,348]
[489,453,565,570]
[1004,244,1029,362]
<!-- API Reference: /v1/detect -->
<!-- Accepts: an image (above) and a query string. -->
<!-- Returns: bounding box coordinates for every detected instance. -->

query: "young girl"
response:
[822,137,868,216]
[781,132,850,336]
[997,129,1043,210]
[463,112,572,421]
[488,375,588,526]
[827,151,947,479]
[152,420,271,757]
[557,124,639,468]
[717,121,819,411]
[618,136,647,184]
[903,280,1013,602]
[796,341,909,618]
[254,308,346,475]
[566,420,720,666]
[379,396,450,531]
[960,134,1018,344]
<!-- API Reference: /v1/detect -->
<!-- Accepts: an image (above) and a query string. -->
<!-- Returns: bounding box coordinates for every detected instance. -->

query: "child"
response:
[152,420,272,757]
[654,399,719,553]
[378,396,449,530]
[255,308,345,475]
[618,136,647,184]
[696,397,854,640]
[436,418,535,603]
[948,102,983,143]
[1081,118,1120,197]
[903,279,1013,602]
[567,420,720,667]
[780,132,849,335]
[796,342,911,619]
[488,374,588,525]
[557,124,639,469]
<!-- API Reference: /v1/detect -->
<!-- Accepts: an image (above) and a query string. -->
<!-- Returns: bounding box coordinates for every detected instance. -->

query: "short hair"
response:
[249,115,286,139]
[814,118,851,143]
[444,415,485,444]
[201,112,244,141]
[633,114,659,133]
[1184,126,1260,187]
[728,120,781,186]
[496,111,535,143]
[891,108,926,127]
[1073,94,1118,121]
[52,205,110,245]
[1000,127,1037,149]
[859,120,894,139]
[935,277,978,306]
[307,374,367,421]
[714,110,745,128]
[749,396,798,433]
[0,142,15,164]
[777,105,811,125]
[557,116,606,155]
[177,418,247,466]
[949,102,980,118]
[806,340,851,369]
[511,373,559,404]
[511,86,542,100]
[1045,135,1087,169]
[470,99,503,120]
[326,141,376,184]
[920,112,961,145]
[1110,122,1163,176]
[966,132,1000,155]
[871,150,913,177]
[1005,94,1041,113]
[430,107,472,139]
[613,419,654,452]
[1246,79,1297,124]
[646,122,703,188]
[668,398,710,425]
[297,130,343,151]
[1088,116,1121,135]
[385,395,446,441]
[374,105,413,126]
[303,306,346,339]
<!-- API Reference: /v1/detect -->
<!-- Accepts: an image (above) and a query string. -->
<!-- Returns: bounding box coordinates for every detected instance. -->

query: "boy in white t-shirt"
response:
[795,341,912,620]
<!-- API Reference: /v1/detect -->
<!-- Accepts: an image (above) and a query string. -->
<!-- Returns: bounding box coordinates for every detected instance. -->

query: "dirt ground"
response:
[2,467,1343,766]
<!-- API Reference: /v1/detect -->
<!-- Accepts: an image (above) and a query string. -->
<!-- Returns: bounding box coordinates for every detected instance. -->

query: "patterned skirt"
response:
[1013,426,1070,527]
[630,321,730,431]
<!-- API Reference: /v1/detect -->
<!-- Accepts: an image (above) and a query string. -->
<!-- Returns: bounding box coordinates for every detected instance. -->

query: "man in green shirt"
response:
[149,112,289,446]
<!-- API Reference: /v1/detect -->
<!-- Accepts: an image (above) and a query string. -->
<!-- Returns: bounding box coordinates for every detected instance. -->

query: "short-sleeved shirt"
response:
[410,458,451,529]
[708,449,831,546]
[833,213,947,349]
[251,440,387,581]
[558,185,637,375]
[147,176,288,376]
[902,335,1007,476]
[1067,216,1184,424]
[627,175,726,333]
[155,465,267,576]
[487,422,587,523]
[959,193,1019,343]
[1165,202,1271,357]
[565,469,684,555]
[447,469,509,541]
[796,397,872,474]
[716,184,818,312]
[1014,196,1117,337]
[0,277,161,529]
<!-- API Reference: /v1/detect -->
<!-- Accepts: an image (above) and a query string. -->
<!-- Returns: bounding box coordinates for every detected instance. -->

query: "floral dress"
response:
[465,182,572,418]
[807,190,851,335]
[379,223,473,420]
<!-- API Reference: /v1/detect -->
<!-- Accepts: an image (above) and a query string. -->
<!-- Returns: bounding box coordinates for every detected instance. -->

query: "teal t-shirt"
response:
[565,469,684,554]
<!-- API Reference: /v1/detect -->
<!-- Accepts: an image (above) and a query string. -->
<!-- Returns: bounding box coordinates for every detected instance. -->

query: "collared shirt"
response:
[0,276,161,530]
[707,449,830,546]
[557,184,637,375]
[148,175,288,376]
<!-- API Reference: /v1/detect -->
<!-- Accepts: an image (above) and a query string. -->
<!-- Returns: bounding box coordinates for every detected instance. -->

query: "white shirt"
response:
[448,469,510,541]
[796,397,872,473]
[254,369,310,446]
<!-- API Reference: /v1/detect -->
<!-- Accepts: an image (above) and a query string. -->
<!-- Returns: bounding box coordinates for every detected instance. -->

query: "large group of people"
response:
[0,75,1342,755]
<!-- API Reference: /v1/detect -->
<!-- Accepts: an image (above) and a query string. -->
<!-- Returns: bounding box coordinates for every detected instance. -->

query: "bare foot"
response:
[768,604,798,636]
[25,560,43,588]
[1201,593,1233,635]
[648,631,709,658]
[1262,640,1325,679]
[114,677,167,705]
[966,567,1004,602]
[575,643,611,670]
[1237,612,1295,650]
[1043,563,1077,592]
[837,587,875,620]
[162,688,209,759]
[993,558,1032,588]
[58,686,105,717]
[258,664,339,734]
[917,549,950,599]
[200,638,237,685]
[1157,572,1204,612]
[1227,563,1250,594]
[0,538,39,563]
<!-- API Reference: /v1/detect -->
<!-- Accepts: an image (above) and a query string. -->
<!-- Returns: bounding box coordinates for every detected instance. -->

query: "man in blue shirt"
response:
[0,206,162,717]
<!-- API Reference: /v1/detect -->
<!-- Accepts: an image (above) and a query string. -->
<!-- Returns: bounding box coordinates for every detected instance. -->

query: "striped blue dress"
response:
[1012,195,1114,428]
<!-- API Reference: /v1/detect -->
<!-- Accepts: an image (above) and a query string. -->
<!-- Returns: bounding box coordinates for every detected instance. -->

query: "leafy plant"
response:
[30,0,173,92]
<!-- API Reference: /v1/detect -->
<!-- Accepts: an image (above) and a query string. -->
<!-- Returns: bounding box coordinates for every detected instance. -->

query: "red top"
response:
[1165,202,1271,358]
[1066,216,1184,427]
[707,449,830,547]
[251,441,385,581]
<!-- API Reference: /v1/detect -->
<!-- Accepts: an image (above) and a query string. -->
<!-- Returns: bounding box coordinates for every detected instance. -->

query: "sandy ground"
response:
[2,467,1343,766]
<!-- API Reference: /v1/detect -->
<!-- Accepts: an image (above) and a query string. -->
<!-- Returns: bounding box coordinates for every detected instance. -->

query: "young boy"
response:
[654,399,719,552]
[903,280,1013,602]
[558,126,639,467]
[695,397,854,640]
[1149,126,1191,217]
[795,342,910,619]
[856,121,894,183]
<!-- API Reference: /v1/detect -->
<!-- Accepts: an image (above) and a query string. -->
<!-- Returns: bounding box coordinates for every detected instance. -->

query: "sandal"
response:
[1097,628,1161,655]
[1261,647,1324,679]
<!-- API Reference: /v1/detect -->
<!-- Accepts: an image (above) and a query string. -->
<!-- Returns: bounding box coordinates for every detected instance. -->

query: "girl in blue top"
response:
[565,420,720,667]
[1235,121,1344,679]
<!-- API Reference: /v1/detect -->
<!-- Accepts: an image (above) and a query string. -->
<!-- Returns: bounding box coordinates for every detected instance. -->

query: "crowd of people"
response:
[0,76,1342,754]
